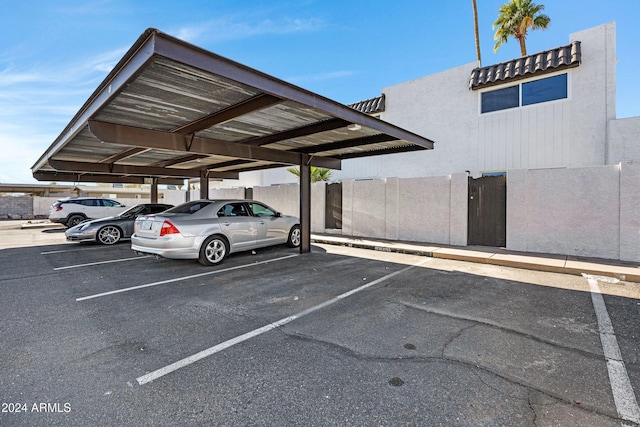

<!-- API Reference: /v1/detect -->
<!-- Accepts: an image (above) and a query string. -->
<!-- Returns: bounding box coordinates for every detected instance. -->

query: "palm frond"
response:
[492,0,550,56]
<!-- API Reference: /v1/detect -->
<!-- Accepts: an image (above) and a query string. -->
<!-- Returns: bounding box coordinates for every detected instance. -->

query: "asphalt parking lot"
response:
[1,223,639,426]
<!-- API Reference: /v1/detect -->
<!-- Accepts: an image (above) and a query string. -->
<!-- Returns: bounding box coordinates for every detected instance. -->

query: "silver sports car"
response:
[65,203,174,245]
[131,199,300,265]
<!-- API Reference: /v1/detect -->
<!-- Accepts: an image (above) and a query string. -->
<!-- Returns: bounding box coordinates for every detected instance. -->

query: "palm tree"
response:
[492,0,550,56]
[472,0,482,66]
[286,166,332,183]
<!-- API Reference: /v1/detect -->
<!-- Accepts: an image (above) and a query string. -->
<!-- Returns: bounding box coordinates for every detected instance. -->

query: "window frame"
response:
[521,73,568,107]
[480,84,520,114]
[217,202,250,217]
[249,202,277,217]
[478,70,570,115]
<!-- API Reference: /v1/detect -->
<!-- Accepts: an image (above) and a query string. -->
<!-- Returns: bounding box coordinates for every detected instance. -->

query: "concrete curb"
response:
[311,235,640,283]
[20,221,65,230]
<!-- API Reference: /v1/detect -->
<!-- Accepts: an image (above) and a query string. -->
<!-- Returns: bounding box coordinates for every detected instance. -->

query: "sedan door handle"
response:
[258,221,265,225]
[222,222,230,226]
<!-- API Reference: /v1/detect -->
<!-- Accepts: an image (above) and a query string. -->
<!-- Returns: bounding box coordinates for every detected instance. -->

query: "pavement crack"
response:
[281,329,459,365]
[441,324,476,358]
[282,329,622,422]
[449,354,622,422]
[528,393,538,426]
[400,300,603,362]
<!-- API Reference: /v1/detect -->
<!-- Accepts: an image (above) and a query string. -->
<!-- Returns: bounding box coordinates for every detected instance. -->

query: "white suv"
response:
[49,197,127,227]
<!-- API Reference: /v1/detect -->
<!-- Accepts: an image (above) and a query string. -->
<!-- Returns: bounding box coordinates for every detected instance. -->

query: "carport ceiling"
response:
[32,28,434,183]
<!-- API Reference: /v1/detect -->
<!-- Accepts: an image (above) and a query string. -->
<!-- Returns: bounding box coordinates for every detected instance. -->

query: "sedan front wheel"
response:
[97,225,122,245]
[199,235,229,265]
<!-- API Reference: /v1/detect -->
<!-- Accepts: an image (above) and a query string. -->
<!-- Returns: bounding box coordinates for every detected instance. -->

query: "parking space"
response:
[1,225,639,426]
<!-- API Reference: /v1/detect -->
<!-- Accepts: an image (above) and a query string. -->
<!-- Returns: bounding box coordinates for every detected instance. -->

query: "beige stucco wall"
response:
[208,183,326,232]
[619,161,640,262]
[341,175,467,245]
[608,117,640,164]
[507,163,639,261]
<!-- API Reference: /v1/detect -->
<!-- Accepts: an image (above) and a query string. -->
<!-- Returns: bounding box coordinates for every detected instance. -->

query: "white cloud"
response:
[0,67,45,86]
[81,47,128,74]
[0,129,57,183]
[175,16,325,44]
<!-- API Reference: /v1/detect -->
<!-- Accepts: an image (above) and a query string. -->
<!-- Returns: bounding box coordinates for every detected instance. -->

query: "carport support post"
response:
[199,170,209,200]
[150,178,158,203]
[300,155,311,253]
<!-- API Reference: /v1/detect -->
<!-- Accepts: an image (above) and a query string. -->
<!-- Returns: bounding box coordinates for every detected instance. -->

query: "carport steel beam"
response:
[32,172,184,186]
[88,120,342,170]
[48,159,239,180]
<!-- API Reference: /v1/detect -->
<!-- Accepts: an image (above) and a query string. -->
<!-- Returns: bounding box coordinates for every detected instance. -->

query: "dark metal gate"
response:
[325,182,342,229]
[468,176,506,247]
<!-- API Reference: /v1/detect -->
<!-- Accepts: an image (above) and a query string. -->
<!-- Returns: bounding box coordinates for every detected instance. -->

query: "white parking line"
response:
[76,254,299,302]
[54,255,152,271]
[584,274,640,425]
[136,258,428,385]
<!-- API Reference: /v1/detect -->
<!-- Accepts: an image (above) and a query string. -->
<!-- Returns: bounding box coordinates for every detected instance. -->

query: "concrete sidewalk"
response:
[0,219,63,230]
[311,234,640,283]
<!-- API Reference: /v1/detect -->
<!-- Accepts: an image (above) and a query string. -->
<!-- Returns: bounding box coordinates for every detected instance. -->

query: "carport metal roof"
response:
[32,28,434,183]
[31,28,435,253]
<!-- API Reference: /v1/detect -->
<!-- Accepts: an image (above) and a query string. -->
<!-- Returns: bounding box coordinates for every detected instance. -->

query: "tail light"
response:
[159,220,180,236]
[55,206,63,211]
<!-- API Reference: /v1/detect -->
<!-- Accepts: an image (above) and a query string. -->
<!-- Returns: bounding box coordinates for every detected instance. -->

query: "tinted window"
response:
[80,199,98,206]
[165,201,211,214]
[522,73,567,106]
[101,199,119,207]
[250,203,276,217]
[481,85,519,113]
[217,203,249,217]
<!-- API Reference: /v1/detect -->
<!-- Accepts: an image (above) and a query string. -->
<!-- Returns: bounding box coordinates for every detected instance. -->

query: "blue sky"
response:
[1,0,639,184]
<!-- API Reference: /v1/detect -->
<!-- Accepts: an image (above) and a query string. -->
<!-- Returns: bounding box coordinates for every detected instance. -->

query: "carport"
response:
[32,28,434,252]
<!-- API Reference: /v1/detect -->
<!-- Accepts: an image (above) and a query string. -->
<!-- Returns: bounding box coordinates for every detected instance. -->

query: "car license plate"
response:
[142,220,153,230]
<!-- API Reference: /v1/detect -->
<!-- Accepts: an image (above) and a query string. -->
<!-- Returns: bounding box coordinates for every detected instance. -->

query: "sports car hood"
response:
[68,216,118,231]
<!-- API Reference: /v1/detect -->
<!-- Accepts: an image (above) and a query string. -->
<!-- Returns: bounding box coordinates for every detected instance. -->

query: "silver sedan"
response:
[131,199,300,265]
[65,203,173,245]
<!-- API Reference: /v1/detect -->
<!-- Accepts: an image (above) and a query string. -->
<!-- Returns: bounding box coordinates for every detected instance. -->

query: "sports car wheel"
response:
[97,225,122,245]
[199,235,229,265]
